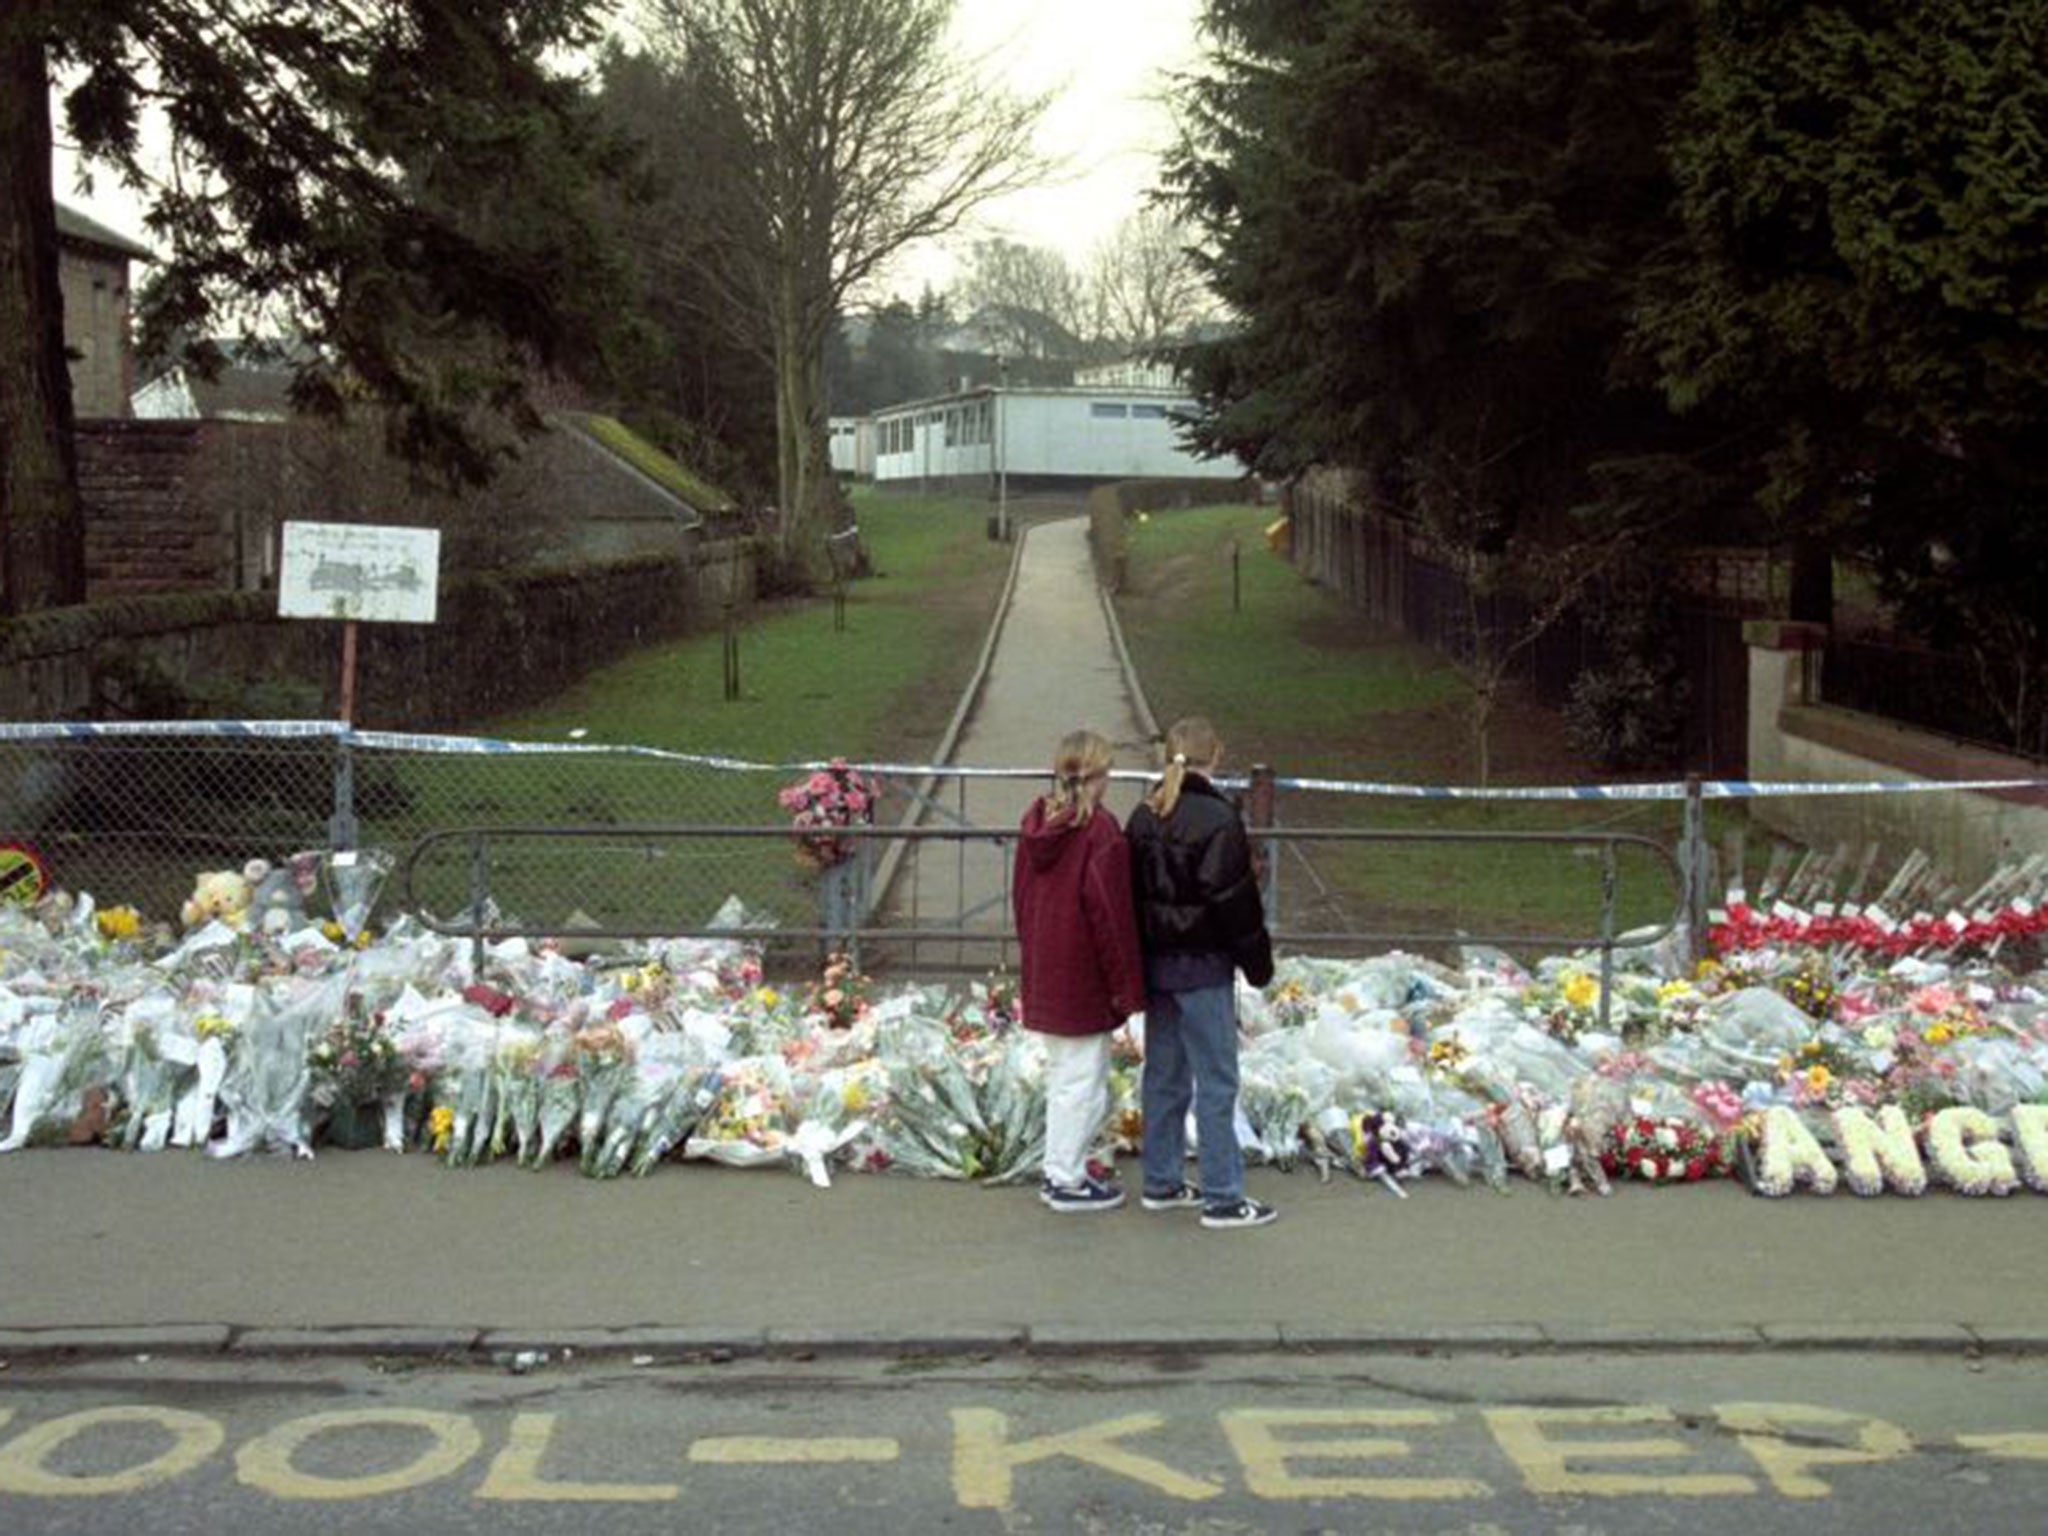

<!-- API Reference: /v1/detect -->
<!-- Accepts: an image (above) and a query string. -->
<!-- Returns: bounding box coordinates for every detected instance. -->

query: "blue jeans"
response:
[1140,984,1242,1204]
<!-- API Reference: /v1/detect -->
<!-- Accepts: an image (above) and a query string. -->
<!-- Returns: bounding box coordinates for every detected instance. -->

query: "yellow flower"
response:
[1924,1023,1954,1045]
[321,920,346,943]
[756,986,781,1009]
[429,1105,455,1153]
[96,905,142,940]
[194,1014,234,1042]
[1657,979,1695,1002]
[842,1080,870,1114]
[1561,972,1599,1010]
[1801,1040,1823,1058]
[1805,1065,1833,1093]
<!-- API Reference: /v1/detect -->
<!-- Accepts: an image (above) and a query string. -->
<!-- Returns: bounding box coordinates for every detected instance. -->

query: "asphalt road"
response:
[2,1349,2044,1534]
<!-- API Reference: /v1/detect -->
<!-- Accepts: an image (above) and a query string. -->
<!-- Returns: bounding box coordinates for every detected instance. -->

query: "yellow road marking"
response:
[0,1405,223,1497]
[1959,1434,2048,1459]
[235,1408,481,1500]
[1715,1403,1912,1498]
[476,1413,679,1500]
[1483,1406,1757,1497]
[689,1436,900,1465]
[1221,1408,1491,1500]
[951,1408,1223,1509]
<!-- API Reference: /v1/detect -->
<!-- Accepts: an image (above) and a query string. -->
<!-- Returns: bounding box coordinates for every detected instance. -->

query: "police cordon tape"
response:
[2,719,2043,801]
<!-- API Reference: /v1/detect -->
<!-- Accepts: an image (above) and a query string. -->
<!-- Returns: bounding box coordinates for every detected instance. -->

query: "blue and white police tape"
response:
[2,720,2043,801]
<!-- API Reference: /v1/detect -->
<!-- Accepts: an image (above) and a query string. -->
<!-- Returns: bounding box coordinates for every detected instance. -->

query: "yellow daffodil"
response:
[429,1105,455,1153]
[1805,1065,1833,1093]
[321,920,346,943]
[1657,979,1695,1002]
[1561,972,1599,1010]
[1924,1023,1954,1045]
[842,1080,870,1114]
[96,906,142,940]
[756,986,781,1009]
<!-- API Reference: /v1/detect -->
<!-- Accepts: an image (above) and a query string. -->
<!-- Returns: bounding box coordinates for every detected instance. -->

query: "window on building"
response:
[1091,402,1129,419]
[1130,404,1169,420]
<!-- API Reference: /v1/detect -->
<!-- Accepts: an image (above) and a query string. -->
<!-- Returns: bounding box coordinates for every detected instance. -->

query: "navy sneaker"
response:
[1041,1177,1126,1213]
[1199,1197,1278,1230]
[1140,1182,1203,1212]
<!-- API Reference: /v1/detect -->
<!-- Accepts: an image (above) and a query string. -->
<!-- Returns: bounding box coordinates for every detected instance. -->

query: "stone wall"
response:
[0,540,758,730]
[1746,621,2048,885]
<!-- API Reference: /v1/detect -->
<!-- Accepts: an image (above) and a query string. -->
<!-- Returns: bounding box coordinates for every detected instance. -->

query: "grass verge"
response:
[1112,503,1765,947]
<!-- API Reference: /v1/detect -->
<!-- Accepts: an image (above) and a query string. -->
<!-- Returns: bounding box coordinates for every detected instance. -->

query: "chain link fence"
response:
[4,723,2037,979]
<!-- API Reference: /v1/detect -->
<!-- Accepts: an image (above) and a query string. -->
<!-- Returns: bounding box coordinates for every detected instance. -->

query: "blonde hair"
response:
[1045,729,1114,823]
[1145,716,1222,819]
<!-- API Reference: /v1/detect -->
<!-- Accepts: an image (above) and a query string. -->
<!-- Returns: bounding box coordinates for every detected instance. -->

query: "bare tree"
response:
[1088,208,1211,355]
[646,0,1048,577]
[953,237,1089,360]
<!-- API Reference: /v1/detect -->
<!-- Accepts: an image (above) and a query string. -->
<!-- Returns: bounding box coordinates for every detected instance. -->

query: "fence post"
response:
[466,831,489,974]
[1680,772,1709,966]
[1597,839,1617,1034]
[329,734,358,853]
[1247,763,1278,928]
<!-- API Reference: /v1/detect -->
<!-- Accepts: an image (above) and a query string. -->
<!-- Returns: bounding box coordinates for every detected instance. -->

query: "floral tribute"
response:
[3,859,2047,1201]
[1602,1115,1731,1183]
[777,760,876,869]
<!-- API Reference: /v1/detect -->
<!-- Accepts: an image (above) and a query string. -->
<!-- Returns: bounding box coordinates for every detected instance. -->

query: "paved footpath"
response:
[4,517,2048,1362]
[3,1149,2047,1357]
[882,513,1154,965]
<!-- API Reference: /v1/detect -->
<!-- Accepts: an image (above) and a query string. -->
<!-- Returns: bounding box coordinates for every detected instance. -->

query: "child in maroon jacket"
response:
[1012,728,1146,1212]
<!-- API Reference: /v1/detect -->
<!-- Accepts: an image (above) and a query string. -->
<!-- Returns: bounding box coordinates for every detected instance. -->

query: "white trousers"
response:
[1041,1031,1112,1188]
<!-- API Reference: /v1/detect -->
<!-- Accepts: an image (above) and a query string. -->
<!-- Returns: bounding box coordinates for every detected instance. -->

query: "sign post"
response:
[278,521,441,848]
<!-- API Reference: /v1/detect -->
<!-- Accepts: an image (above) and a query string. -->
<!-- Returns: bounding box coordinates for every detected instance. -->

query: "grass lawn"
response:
[366,487,1015,938]
[1112,503,1773,949]
[482,484,1009,760]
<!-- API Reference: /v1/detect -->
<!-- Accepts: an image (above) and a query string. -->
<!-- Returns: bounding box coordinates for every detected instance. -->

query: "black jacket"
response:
[1125,774,1275,988]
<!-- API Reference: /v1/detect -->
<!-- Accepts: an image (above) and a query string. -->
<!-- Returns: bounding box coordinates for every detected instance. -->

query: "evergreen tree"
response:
[1,0,629,614]
[1167,0,1718,541]
[1638,1,2048,746]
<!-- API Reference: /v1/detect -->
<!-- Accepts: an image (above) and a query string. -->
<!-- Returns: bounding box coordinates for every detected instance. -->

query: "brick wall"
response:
[75,420,230,596]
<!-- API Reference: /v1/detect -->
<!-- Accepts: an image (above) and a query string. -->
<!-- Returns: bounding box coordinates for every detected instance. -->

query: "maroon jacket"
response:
[1012,798,1146,1035]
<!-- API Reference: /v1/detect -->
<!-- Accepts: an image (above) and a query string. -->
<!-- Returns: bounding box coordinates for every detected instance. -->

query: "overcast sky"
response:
[51,0,1206,302]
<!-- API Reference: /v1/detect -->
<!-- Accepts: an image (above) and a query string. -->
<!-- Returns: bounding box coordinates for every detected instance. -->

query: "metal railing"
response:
[399,820,1687,1026]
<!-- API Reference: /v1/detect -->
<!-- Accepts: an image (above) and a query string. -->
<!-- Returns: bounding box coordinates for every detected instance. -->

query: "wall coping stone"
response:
[1743,618,1830,651]
[1781,701,2048,810]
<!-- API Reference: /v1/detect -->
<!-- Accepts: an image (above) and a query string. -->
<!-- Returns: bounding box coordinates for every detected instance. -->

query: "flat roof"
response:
[867,384,1193,419]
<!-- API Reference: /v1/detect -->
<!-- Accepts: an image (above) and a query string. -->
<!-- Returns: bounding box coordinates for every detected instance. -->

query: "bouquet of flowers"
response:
[1602,1112,1733,1183]
[776,759,876,869]
[308,997,412,1147]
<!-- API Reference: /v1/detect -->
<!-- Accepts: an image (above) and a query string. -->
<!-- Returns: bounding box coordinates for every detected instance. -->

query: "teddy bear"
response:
[245,852,320,934]
[180,868,253,929]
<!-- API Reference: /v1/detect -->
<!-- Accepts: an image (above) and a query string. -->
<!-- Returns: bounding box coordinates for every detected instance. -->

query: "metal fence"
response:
[1823,634,2047,762]
[9,721,2041,983]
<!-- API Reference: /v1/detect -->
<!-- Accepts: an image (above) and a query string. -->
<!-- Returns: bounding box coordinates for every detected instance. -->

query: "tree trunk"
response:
[1788,536,1833,626]
[0,13,86,615]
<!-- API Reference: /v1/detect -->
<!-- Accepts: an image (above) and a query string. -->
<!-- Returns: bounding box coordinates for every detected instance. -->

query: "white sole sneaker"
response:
[1199,1199,1277,1230]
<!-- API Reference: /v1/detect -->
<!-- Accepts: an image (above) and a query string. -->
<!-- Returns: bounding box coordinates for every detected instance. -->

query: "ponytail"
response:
[1046,729,1113,824]
[1145,716,1222,819]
